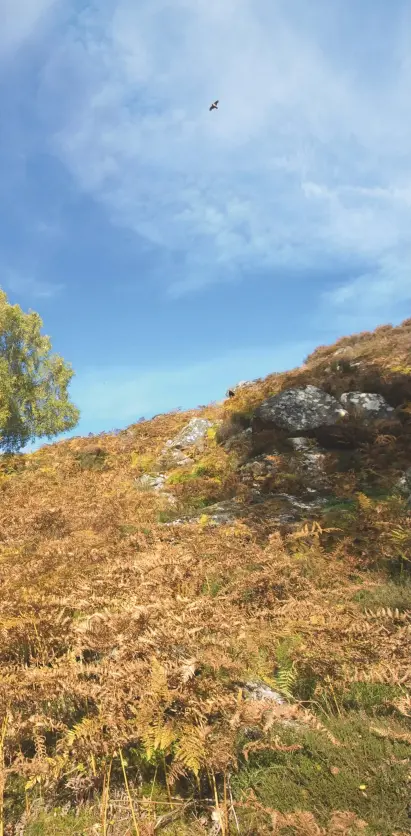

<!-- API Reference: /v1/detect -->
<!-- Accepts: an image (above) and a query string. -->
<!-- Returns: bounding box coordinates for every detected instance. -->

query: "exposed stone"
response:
[163,499,246,527]
[340,392,395,420]
[274,492,329,519]
[162,418,216,467]
[134,473,177,505]
[135,474,166,491]
[287,438,330,492]
[253,386,347,434]
[244,681,285,704]
[395,467,411,498]
[165,450,195,468]
[288,437,314,452]
[164,418,214,451]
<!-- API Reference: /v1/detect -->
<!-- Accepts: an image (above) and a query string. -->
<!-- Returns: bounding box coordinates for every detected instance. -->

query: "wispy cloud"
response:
[7,0,411,316]
[3,270,64,300]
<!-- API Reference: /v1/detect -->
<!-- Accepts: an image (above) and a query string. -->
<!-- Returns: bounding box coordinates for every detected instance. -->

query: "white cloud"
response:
[30,0,411,306]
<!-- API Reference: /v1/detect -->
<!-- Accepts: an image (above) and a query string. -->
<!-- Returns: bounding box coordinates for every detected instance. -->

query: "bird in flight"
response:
[209,100,219,111]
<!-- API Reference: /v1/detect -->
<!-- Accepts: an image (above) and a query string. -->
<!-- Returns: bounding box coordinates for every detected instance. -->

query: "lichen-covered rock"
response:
[340,392,395,420]
[135,474,166,491]
[165,418,214,451]
[253,386,347,434]
[244,681,285,704]
[288,437,330,491]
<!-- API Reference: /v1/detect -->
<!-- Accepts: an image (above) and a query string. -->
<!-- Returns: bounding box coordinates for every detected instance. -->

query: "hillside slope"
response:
[1,320,411,835]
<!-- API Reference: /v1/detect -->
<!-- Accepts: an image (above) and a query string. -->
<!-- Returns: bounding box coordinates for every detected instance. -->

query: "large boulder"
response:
[339,392,395,420]
[252,386,347,434]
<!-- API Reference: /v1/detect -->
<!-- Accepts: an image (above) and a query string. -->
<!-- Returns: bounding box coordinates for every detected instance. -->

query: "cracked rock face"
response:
[253,386,348,434]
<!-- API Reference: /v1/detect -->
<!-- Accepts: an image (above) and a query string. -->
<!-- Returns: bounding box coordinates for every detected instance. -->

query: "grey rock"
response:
[253,385,347,434]
[165,450,195,468]
[288,437,314,452]
[135,474,166,491]
[277,492,329,512]
[340,392,395,420]
[163,499,243,527]
[287,439,329,490]
[395,467,411,496]
[164,418,214,451]
[244,681,285,704]
[135,473,177,506]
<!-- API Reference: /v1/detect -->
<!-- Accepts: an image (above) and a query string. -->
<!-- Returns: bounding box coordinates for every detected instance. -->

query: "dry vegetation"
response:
[1,321,411,834]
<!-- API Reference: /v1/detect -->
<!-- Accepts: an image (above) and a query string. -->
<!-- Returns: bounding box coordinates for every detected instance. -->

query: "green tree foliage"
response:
[0,290,79,451]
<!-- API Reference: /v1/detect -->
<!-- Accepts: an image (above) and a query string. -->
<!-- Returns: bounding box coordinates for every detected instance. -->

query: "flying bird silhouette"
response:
[209,100,219,111]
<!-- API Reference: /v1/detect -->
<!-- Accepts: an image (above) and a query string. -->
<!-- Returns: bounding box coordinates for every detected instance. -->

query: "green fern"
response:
[274,664,297,699]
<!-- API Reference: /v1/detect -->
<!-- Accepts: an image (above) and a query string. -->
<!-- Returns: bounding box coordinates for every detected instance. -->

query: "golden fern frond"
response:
[364,607,410,621]
[34,733,47,760]
[328,811,368,832]
[58,717,101,754]
[142,718,175,759]
[356,492,373,510]
[167,759,189,786]
[174,725,207,776]
[153,721,175,753]
[390,694,411,717]
[148,656,170,699]
[370,725,411,745]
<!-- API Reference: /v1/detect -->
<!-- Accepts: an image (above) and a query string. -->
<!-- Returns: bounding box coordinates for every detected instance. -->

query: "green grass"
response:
[24,807,97,835]
[351,579,411,612]
[231,711,411,835]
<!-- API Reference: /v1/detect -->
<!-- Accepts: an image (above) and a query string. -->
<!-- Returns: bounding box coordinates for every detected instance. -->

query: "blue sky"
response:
[1,0,410,443]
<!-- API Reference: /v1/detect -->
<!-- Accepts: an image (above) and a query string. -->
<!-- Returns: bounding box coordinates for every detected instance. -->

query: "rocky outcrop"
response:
[288,437,330,492]
[340,392,395,420]
[165,418,214,450]
[162,417,216,466]
[252,386,347,434]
